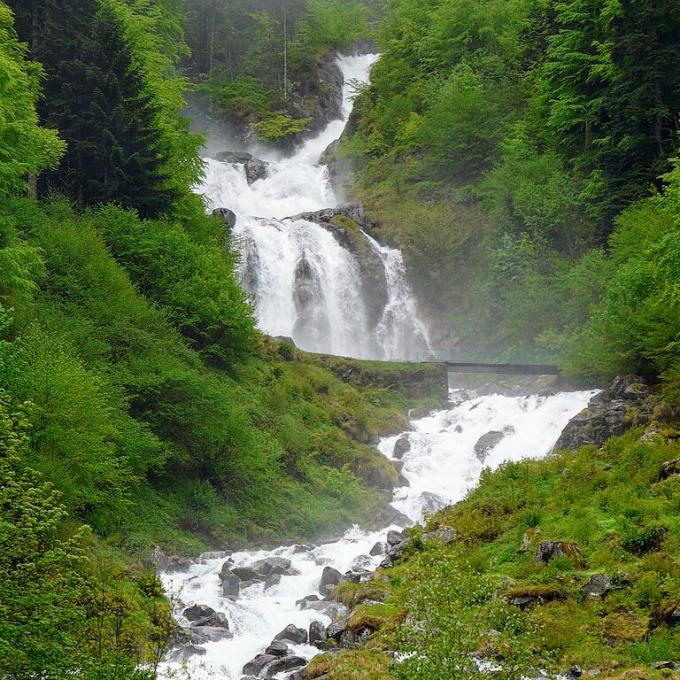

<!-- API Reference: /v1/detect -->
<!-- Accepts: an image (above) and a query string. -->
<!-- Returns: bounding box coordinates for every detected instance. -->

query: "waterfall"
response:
[198,54,431,360]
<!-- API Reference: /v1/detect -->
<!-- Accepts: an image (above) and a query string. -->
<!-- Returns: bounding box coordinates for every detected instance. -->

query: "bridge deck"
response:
[445,362,560,375]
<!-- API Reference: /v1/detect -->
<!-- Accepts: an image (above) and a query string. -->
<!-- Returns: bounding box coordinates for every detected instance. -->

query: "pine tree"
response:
[8,0,176,217]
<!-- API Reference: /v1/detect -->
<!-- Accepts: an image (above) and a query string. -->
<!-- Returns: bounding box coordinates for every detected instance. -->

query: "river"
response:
[158,54,595,680]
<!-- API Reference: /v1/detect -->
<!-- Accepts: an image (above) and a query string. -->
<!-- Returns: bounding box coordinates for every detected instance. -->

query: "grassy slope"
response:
[3,197,446,558]
[312,422,680,679]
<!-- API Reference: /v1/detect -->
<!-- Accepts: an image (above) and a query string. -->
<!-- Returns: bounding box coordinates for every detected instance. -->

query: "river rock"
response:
[373,504,412,528]
[242,654,278,677]
[296,594,320,607]
[264,573,282,591]
[183,604,230,629]
[215,150,253,164]
[309,620,327,645]
[386,530,404,546]
[301,600,348,621]
[245,158,269,184]
[252,556,296,577]
[274,624,308,645]
[380,538,409,568]
[369,541,387,556]
[342,567,372,583]
[165,555,193,573]
[351,554,373,571]
[264,656,307,678]
[393,434,411,459]
[474,431,504,462]
[320,566,343,588]
[190,625,233,643]
[212,207,237,231]
[555,376,650,451]
[265,640,289,657]
[222,574,240,598]
[232,566,264,582]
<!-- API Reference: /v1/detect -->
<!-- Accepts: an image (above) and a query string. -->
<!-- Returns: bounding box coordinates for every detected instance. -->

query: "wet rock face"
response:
[213,150,270,184]
[555,376,650,451]
[285,204,389,329]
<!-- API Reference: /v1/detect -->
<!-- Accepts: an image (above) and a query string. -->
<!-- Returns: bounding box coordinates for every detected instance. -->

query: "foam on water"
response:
[159,388,595,679]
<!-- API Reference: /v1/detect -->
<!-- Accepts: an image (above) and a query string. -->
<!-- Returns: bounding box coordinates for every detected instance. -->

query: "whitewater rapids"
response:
[159,388,595,680]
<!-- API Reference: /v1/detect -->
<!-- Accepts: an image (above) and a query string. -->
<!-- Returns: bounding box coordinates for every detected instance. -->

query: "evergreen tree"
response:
[8,0,176,217]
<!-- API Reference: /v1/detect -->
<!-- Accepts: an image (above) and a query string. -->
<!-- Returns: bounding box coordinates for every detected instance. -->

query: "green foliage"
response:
[252,114,312,142]
[0,2,63,196]
[0,388,165,678]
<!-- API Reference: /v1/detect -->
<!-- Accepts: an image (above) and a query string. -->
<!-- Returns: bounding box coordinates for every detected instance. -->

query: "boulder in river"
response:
[263,655,307,678]
[183,604,229,629]
[265,640,289,657]
[392,434,411,460]
[369,541,387,556]
[245,158,269,184]
[274,623,308,645]
[252,556,296,577]
[242,654,278,677]
[320,565,342,588]
[232,565,263,582]
[474,431,505,462]
[222,574,240,599]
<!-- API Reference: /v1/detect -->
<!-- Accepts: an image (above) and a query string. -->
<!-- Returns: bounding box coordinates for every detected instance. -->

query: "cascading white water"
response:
[159,387,596,680]
[198,54,431,360]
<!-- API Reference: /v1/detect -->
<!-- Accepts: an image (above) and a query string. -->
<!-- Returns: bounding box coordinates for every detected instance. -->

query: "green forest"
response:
[0,0,679,677]
[339,0,680,385]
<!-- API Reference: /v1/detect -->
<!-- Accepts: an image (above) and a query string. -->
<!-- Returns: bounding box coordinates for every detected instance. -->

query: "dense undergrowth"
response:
[314,424,680,679]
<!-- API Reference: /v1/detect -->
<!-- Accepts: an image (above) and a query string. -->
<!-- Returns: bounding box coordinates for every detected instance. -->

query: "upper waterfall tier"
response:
[197,54,432,361]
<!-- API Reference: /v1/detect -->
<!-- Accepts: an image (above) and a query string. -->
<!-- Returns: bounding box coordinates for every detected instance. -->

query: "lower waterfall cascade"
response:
[158,388,596,680]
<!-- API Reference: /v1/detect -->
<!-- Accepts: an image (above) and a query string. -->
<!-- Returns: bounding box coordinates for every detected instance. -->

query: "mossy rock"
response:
[602,612,650,642]
[347,609,389,633]
[308,649,393,679]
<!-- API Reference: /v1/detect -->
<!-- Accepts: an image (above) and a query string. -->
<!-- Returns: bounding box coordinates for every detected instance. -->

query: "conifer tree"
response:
[8,0,176,217]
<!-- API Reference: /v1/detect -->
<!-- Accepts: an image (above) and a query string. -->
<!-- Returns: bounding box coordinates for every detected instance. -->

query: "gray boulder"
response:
[232,566,263,582]
[222,574,240,598]
[215,150,253,164]
[264,656,307,678]
[582,573,612,599]
[320,566,342,588]
[245,158,269,184]
[252,556,295,577]
[387,530,405,547]
[274,624,308,645]
[242,654,277,677]
[264,573,282,591]
[183,605,229,629]
[474,431,504,462]
[393,435,411,460]
[265,640,289,657]
[369,541,387,556]
[309,620,327,646]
